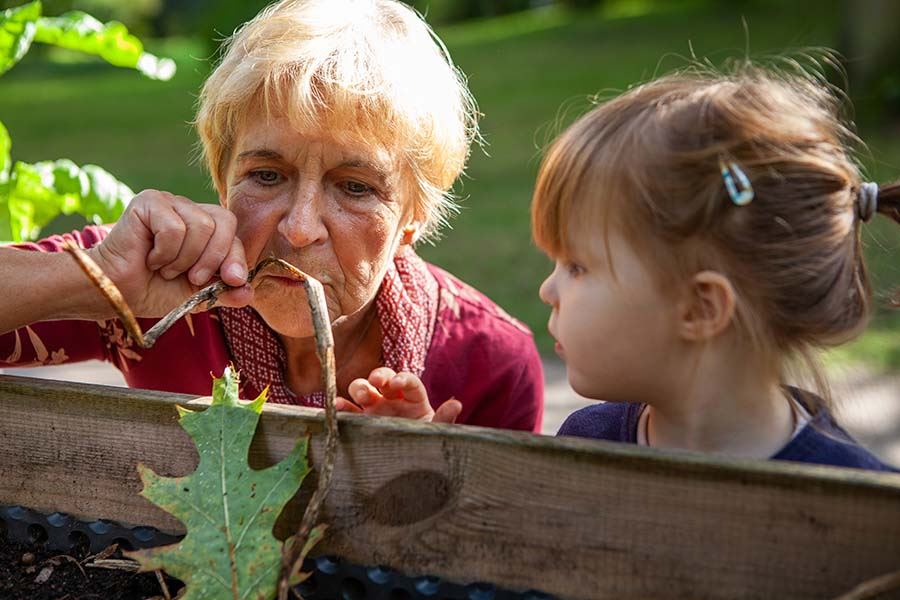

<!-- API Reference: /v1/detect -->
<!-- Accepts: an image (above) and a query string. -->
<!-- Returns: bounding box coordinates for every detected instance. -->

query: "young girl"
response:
[337,65,899,471]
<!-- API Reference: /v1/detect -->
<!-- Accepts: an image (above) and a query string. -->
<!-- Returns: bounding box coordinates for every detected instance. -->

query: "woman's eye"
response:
[250,170,281,185]
[342,180,373,196]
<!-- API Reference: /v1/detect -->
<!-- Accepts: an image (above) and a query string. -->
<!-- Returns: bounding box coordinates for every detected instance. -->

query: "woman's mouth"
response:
[554,340,564,357]
[264,274,304,288]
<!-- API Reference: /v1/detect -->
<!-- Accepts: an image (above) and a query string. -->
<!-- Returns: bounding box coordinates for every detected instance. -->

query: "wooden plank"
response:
[1,374,899,599]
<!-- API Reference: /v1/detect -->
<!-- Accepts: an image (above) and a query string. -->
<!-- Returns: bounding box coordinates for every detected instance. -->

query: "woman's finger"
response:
[209,284,254,310]
[158,198,217,280]
[186,205,241,287]
[219,231,248,287]
[143,198,187,271]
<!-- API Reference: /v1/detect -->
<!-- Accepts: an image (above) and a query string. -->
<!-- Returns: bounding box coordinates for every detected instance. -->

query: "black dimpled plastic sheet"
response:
[1,505,555,599]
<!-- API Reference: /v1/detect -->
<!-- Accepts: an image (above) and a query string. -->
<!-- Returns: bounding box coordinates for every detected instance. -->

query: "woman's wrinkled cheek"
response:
[229,189,282,265]
[333,212,396,298]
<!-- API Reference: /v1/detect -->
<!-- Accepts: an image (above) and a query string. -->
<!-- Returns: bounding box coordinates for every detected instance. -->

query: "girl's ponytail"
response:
[871,182,900,307]
[875,181,900,224]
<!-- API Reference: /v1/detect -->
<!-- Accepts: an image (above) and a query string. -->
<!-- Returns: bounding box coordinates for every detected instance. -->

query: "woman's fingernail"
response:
[227,263,247,283]
[192,269,209,285]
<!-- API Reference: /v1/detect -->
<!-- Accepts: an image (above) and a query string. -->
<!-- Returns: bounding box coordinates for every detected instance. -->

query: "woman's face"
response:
[222,110,409,338]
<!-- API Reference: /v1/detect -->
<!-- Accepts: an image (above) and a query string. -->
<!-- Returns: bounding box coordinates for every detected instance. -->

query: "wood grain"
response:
[2,374,900,599]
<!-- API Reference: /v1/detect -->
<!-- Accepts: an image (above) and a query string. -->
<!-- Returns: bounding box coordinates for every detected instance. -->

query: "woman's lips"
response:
[554,341,564,357]
[264,274,304,287]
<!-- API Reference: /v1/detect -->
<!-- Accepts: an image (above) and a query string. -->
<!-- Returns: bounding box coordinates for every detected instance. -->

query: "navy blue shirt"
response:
[557,389,897,472]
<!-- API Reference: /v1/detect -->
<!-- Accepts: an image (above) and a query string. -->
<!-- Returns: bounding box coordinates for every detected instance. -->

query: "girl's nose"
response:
[278,184,329,248]
[539,269,558,307]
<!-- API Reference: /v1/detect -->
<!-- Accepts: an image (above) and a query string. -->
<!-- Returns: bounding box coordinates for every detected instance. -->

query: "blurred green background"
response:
[1,0,898,367]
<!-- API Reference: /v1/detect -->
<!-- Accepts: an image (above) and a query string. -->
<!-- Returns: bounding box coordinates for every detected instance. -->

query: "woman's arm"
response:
[0,189,252,336]
[0,246,115,333]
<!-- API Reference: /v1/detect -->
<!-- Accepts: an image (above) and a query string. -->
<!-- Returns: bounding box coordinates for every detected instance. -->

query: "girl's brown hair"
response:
[532,64,900,404]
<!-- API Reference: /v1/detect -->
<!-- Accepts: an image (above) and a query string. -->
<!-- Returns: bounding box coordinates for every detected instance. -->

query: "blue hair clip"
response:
[719,159,754,206]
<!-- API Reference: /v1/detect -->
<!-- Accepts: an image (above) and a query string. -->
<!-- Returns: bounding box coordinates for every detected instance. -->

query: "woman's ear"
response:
[401,222,420,245]
[676,271,736,341]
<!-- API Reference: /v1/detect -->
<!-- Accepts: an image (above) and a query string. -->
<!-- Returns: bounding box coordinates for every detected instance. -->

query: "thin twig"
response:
[271,262,337,600]
[156,569,173,600]
[63,242,278,348]
[62,243,341,599]
[47,554,87,580]
[832,569,900,600]
[84,559,140,572]
[63,240,145,345]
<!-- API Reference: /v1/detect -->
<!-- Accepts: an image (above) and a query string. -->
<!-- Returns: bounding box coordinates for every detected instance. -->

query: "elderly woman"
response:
[0,0,543,431]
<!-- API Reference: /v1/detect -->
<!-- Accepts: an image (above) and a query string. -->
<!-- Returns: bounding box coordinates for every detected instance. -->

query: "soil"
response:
[0,539,184,600]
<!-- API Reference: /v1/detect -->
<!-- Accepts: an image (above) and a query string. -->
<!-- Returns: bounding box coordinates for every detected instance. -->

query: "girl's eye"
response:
[565,262,585,277]
[341,180,373,196]
[250,170,282,186]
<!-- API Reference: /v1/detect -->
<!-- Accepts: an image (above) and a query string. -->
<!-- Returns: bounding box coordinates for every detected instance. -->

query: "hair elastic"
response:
[719,159,754,206]
[857,181,879,223]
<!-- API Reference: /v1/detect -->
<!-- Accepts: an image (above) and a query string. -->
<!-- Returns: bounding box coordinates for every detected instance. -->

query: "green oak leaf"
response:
[34,10,175,80]
[129,367,311,600]
[0,1,40,77]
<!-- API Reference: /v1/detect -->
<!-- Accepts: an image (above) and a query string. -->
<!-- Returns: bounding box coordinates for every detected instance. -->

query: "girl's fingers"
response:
[433,398,462,424]
[335,397,363,413]
[388,372,428,404]
[366,367,398,392]
[348,378,384,407]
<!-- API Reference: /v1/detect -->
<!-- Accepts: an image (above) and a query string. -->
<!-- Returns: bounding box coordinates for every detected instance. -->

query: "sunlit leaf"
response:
[34,10,175,80]
[3,159,132,241]
[0,120,11,185]
[0,1,40,76]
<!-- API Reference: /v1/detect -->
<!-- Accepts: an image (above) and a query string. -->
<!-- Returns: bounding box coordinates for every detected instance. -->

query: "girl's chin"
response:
[566,370,602,400]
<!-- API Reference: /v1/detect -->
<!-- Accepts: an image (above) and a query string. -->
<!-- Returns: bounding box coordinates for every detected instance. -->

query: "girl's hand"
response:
[336,367,462,424]
[88,189,253,317]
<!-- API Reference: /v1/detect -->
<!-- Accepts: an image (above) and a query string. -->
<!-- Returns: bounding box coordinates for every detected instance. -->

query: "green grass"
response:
[1,1,898,367]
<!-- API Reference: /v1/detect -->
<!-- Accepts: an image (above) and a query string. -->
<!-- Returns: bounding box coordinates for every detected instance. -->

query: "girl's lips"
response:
[554,341,564,357]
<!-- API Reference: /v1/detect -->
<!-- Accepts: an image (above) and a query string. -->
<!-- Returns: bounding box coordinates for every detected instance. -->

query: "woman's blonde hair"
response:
[532,63,900,406]
[196,0,479,240]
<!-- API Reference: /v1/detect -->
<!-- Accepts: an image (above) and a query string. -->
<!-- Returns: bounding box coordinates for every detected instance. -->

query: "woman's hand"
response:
[89,189,253,317]
[336,367,462,424]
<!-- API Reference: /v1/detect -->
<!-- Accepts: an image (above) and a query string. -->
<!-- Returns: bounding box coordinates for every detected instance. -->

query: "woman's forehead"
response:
[234,112,398,174]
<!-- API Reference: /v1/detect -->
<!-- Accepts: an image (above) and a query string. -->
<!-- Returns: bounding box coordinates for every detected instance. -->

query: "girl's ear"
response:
[676,271,736,341]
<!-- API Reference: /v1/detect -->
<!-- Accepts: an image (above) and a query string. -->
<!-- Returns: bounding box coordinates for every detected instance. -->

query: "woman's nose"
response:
[278,185,329,248]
